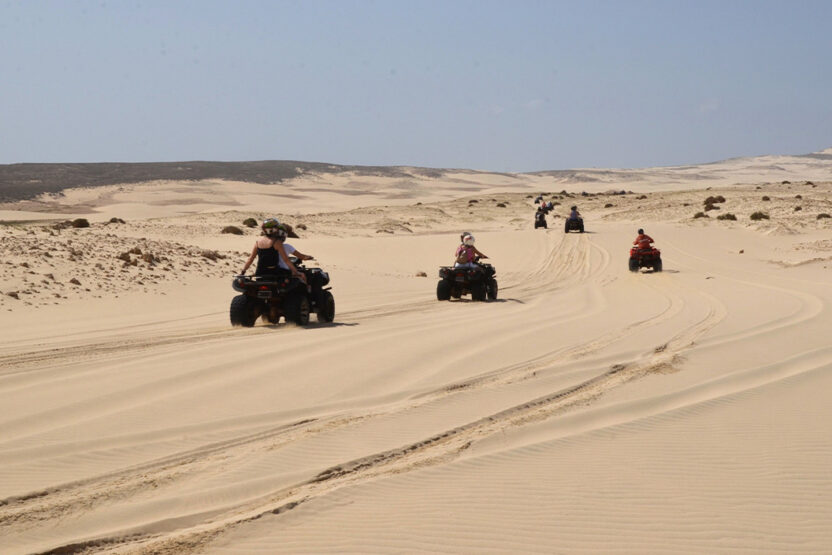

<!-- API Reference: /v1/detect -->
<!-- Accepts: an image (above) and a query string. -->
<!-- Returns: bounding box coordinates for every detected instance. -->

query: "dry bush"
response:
[71,218,90,228]
[818,213,831,220]
[242,218,258,228]
[750,212,770,221]
[694,212,709,218]
[795,206,802,211]
[717,213,737,221]
[762,196,770,201]
[221,226,244,235]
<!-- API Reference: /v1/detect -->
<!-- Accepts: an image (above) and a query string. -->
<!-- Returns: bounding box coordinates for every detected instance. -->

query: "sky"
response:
[1,0,831,172]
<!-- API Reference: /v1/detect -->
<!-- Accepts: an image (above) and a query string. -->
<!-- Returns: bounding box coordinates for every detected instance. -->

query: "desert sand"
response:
[2,150,832,553]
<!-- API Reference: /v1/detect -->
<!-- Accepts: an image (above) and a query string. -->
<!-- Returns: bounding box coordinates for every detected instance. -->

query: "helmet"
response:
[463,234,475,246]
[637,228,644,235]
[262,218,287,240]
[459,231,471,242]
[571,206,577,211]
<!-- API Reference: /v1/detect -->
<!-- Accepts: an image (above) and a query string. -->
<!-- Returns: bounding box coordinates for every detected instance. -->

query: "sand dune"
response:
[1,153,832,553]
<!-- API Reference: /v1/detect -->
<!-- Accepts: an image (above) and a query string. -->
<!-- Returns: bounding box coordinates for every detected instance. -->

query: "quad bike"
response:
[437,258,497,302]
[564,217,584,233]
[230,258,335,327]
[534,210,547,229]
[629,246,662,272]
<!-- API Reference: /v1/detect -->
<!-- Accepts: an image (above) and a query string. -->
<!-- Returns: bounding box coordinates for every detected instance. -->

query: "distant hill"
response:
[0,160,446,202]
[1,148,830,202]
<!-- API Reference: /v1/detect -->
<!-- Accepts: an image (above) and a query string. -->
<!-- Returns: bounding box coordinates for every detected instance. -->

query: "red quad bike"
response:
[230,258,335,327]
[436,258,497,302]
[629,246,662,272]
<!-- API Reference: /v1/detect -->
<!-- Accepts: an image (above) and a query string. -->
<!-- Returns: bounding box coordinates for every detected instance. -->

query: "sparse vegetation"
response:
[221,226,244,235]
[717,213,737,221]
[750,212,770,221]
[604,203,614,208]
[242,218,258,228]
[762,196,770,201]
[818,213,831,220]
[694,212,709,218]
[71,218,90,228]
[795,206,802,211]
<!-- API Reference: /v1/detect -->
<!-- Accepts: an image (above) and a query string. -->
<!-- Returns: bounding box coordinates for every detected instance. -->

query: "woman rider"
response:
[240,218,307,282]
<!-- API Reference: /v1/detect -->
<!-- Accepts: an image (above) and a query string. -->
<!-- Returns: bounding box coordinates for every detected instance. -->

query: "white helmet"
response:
[463,234,475,246]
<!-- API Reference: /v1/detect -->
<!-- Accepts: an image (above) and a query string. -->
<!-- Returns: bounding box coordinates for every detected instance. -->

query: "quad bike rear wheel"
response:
[316,290,336,322]
[487,279,498,300]
[230,295,258,327]
[284,292,310,325]
[471,281,487,302]
[437,279,452,301]
[653,258,662,272]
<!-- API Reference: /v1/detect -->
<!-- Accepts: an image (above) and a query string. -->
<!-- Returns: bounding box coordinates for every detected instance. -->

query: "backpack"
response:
[456,245,472,264]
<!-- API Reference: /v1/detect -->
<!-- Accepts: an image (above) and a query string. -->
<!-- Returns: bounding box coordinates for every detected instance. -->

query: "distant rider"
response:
[633,228,654,251]
[455,233,488,268]
[569,205,581,220]
[240,218,307,282]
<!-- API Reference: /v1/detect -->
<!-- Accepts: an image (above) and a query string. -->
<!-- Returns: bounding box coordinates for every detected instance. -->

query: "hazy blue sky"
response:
[2,0,831,171]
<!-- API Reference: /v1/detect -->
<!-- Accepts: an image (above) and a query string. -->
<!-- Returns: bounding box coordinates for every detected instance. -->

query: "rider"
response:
[569,205,581,220]
[240,218,307,282]
[277,223,314,272]
[633,228,654,251]
[455,233,488,268]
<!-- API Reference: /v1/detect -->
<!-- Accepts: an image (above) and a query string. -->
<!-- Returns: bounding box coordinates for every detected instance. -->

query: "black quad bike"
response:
[230,259,335,327]
[534,210,547,229]
[564,217,585,233]
[436,259,497,302]
[629,246,663,272]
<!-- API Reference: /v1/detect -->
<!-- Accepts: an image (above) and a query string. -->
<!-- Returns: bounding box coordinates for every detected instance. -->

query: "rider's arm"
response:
[293,249,313,261]
[240,244,258,274]
[473,247,488,259]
